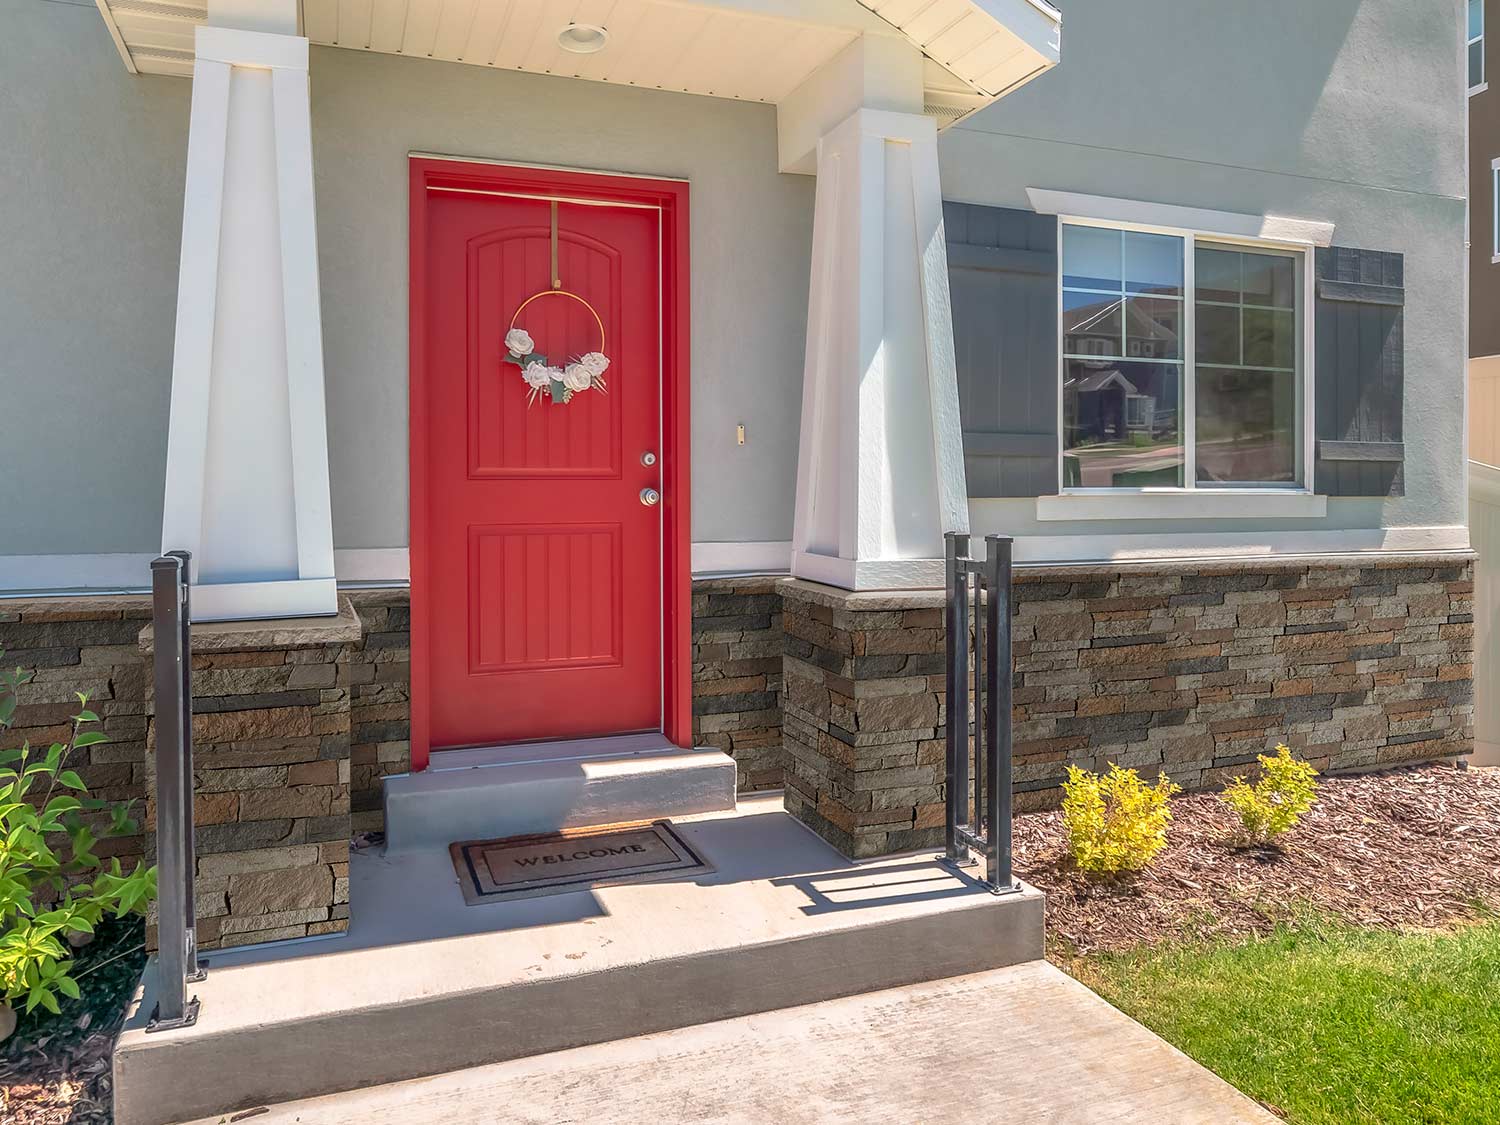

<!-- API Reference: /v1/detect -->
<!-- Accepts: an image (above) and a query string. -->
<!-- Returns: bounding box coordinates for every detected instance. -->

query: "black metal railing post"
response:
[147,552,202,1032]
[986,534,1015,892]
[941,532,1017,894]
[944,533,972,867]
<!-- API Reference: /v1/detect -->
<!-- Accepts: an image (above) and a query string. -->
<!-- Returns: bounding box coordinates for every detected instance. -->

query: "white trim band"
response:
[0,530,1470,597]
[691,541,792,576]
[1000,525,1471,564]
[1026,188,1335,247]
[1036,490,1327,522]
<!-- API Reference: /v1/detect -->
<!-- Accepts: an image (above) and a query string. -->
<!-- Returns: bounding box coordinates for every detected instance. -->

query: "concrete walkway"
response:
[181,961,1277,1124]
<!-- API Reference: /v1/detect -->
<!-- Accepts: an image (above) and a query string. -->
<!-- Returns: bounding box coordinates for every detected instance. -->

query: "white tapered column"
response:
[790,108,968,591]
[161,0,335,621]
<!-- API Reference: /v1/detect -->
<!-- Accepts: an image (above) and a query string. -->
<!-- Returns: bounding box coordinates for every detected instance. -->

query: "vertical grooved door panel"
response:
[425,191,661,748]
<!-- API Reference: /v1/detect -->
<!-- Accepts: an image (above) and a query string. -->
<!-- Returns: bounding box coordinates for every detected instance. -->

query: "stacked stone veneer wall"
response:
[3,553,1467,893]
[691,577,784,792]
[781,555,1475,858]
[344,590,413,836]
[141,603,361,949]
[780,584,949,858]
[0,596,154,873]
[1006,557,1473,803]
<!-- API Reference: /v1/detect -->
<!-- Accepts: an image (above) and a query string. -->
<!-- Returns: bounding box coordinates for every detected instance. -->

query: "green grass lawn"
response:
[1073,918,1500,1125]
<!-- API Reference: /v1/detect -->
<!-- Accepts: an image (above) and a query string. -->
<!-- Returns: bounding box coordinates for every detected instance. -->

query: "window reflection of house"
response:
[1065,367,1137,442]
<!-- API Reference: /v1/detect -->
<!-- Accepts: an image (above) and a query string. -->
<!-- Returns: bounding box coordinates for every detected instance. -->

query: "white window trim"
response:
[1027,189,1334,247]
[1050,213,1319,519]
[1491,157,1500,263]
[1471,0,1486,95]
[1036,490,1327,522]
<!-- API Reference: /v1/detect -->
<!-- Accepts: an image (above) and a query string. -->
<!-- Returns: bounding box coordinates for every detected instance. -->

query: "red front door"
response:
[418,181,664,751]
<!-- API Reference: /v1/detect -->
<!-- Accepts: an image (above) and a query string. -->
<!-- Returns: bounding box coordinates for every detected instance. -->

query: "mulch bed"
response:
[1016,761,1500,957]
[0,917,146,1125]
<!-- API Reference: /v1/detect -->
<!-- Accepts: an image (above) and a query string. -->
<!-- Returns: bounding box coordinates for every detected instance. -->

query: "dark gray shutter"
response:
[945,202,1059,498]
[1314,246,1405,496]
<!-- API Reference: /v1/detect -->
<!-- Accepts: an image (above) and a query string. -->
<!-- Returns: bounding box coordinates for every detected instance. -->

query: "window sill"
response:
[1036,490,1328,522]
[1471,82,1489,97]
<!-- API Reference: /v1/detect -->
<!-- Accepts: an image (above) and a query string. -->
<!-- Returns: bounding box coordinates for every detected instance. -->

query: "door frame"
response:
[408,155,691,771]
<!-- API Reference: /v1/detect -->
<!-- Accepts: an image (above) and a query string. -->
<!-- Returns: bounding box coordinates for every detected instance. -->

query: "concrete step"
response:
[382,733,737,852]
[113,796,1045,1125]
[176,963,1278,1125]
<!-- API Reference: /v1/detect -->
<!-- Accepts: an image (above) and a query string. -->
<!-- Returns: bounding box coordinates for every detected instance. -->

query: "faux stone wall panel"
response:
[1004,557,1474,811]
[0,596,154,871]
[139,602,360,950]
[344,589,412,836]
[691,577,784,792]
[780,555,1475,859]
[779,584,949,859]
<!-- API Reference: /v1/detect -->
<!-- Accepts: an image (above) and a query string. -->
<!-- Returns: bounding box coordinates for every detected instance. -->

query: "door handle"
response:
[640,488,661,507]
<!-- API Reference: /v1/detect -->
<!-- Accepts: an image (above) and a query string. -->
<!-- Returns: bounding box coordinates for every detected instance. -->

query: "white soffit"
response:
[856,0,1060,97]
[97,0,863,101]
[97,0,1059,124]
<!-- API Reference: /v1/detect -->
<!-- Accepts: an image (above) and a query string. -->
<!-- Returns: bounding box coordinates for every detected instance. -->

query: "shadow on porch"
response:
[112,793,1044,1125]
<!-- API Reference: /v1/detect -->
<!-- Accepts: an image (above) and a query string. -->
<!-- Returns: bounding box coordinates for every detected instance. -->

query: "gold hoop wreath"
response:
[502,288,611,407]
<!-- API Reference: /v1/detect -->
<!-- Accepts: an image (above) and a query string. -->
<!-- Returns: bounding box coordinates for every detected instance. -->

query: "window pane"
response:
[1243,307,1296,369]
[1241,254,1296,308]
[1473,39,1485,88]
[1124,231,1183,296]
[1471,0,1483,42]
[1063,359,1183,487]
[1126,297,1181,360]
[1195,248,1241,303]
[1064,291,1123,355]
[1196,304,1240,365]
[1196,369,1297,484]
[1063,226,1122,290]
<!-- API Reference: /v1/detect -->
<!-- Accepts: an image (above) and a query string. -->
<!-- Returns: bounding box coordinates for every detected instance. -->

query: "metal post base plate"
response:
[981,879,1023,897]
[146,996,201,1033]
[937,852,980,872]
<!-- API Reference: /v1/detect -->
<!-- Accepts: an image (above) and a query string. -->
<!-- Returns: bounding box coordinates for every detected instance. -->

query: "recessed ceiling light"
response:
[558,23,608,54]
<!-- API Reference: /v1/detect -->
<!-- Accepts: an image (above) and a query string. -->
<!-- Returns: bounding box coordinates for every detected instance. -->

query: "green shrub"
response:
[1221,743,1319,843]
[1062,763,1181,875]
[0,657,156,1015]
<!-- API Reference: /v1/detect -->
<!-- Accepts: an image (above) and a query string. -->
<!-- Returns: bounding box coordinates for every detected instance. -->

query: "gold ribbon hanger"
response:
[508,199,606,351]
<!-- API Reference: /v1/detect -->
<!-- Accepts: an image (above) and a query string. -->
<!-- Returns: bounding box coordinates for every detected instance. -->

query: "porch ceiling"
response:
[95,0,1058,126]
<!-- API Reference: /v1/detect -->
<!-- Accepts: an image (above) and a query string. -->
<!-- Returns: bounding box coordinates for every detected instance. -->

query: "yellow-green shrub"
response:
[1221,743,1319,842]
[1061,763,1181,876]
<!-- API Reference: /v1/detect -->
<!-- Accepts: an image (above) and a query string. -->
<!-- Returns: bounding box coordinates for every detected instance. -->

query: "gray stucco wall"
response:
[0,4,812,559]
[0,0,187,555]
[311,47,813,550]
[939,0,1469,539]
[0,0,1468,568]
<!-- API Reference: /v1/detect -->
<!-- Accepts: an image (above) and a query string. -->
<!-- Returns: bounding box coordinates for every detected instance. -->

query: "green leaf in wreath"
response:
[501,353,524,367]
[550,380,567,404]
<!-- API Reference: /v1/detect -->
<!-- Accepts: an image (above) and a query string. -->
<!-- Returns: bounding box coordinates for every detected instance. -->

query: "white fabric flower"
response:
[562,363,595,393]
[505,328,535,357]
[579,351,610,377]
[522,360,556,389]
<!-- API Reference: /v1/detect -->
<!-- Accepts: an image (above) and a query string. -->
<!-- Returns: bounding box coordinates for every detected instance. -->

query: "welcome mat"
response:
[450,821,712,905]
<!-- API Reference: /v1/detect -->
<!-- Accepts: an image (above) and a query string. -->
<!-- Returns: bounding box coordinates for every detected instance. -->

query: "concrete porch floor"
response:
[179,962,1277,1125]
[114,794,1045,1125]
